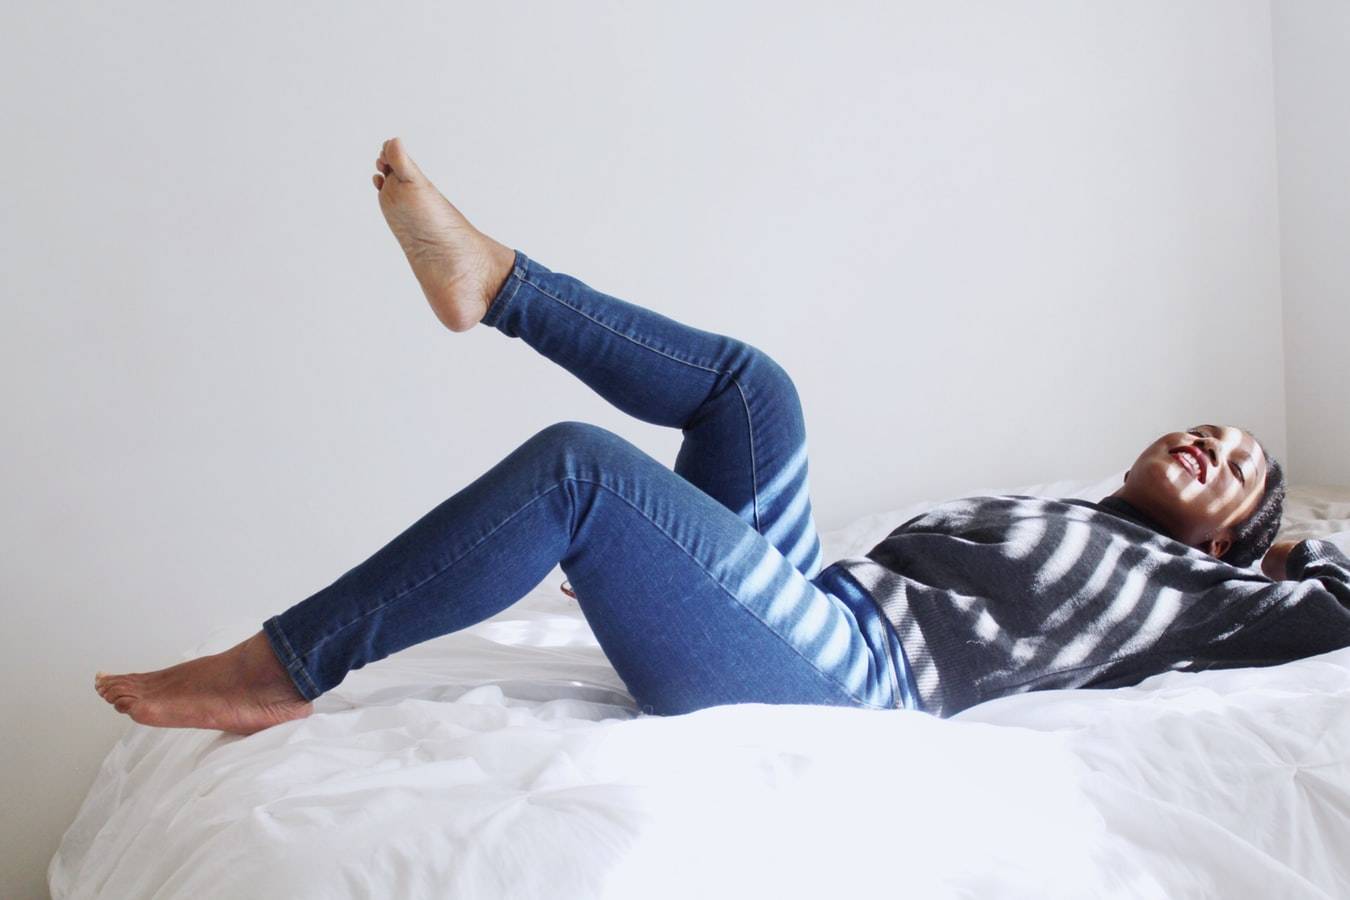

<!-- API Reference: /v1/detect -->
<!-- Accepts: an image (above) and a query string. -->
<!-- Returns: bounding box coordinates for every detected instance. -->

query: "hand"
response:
[1261,539,1302,581]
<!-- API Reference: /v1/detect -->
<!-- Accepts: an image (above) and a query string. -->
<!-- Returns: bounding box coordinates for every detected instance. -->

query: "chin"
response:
[1132,460,1190,529]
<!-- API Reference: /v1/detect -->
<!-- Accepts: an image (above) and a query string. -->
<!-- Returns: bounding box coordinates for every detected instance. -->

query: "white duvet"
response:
[50,474,1350,899]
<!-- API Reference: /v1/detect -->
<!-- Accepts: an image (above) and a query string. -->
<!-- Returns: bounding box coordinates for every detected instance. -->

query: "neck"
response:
[1097,491,1170,537]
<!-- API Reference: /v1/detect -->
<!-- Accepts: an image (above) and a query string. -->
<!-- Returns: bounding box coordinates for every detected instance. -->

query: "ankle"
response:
[480,236,517,318]
[239,631,305,700]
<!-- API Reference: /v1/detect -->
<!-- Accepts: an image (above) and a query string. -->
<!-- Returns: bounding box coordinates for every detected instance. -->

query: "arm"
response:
[1209,538,1350,664]
[1261,540,1300,581]
[1263,538,1350,605]
[1286,538,1350,604]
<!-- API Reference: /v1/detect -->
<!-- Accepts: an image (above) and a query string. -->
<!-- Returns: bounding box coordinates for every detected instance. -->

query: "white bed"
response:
[50,472,1350,899]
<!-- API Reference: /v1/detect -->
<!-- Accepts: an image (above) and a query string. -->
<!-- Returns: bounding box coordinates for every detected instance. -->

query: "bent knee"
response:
[736,343,800,405]
[522,420,648,471]
[528,420,618,451]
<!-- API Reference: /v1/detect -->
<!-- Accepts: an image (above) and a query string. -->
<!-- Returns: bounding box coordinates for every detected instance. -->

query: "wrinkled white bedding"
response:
[50,474,1350,899]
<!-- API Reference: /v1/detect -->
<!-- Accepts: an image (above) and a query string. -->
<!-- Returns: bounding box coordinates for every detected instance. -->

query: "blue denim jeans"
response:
[263,250,919,715]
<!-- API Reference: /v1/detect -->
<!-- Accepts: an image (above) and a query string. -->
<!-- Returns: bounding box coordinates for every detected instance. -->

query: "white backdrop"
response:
[3,2,1337,896]
[1272,0,1350,486]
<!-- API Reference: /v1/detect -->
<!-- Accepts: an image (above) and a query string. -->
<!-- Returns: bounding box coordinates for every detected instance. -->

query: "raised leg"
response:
[482,252,826,579]
[367,136,826,578]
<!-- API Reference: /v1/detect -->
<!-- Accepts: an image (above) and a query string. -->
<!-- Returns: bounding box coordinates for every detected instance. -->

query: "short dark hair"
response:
[1220,429,1286,568]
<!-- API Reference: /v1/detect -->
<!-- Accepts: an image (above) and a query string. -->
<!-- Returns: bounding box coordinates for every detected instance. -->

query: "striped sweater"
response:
[833,494,1350,718]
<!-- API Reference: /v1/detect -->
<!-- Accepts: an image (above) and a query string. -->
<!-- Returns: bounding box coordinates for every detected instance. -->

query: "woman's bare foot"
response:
[94,631,313,735]
[372,137,516,332]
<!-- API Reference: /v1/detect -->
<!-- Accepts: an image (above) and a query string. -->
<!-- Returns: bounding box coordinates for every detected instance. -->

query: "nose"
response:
[1193,437,1221,468]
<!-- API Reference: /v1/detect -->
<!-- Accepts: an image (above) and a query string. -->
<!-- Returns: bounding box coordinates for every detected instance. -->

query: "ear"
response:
[1203,534,1232,559]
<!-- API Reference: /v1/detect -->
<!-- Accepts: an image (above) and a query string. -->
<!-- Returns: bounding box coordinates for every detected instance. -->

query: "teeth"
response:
[1175,451,1200,478]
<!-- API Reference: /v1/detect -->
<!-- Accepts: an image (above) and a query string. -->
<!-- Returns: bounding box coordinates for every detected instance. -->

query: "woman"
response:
[94,139,1350,733]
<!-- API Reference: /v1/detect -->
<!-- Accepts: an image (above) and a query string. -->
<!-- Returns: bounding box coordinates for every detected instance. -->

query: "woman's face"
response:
[1110,423,1268,559]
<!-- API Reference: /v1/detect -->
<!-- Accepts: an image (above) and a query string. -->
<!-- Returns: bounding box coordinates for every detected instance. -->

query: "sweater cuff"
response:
[1286,538,1350,580]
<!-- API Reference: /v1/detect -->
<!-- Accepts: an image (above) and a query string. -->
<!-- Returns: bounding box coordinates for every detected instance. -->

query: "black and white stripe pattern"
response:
[834,494,1350,717]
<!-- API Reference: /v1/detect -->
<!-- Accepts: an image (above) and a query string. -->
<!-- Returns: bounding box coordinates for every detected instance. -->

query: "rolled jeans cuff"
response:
[479,248,529,330]
[263,615,323,701]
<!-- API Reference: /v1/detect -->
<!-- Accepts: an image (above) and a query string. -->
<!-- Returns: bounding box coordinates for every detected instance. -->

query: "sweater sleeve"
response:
[1207,538,1350,663]
[1285,538,1350,605]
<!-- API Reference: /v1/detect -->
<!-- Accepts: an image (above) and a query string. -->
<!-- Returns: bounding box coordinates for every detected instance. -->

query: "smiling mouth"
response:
[1169,446,1207,484]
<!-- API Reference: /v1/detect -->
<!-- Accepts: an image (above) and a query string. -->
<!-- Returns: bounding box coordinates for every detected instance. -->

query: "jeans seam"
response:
[520,271,726,373]
[516,270,766,532]
[731,378,763,533]
[303,482,569,657]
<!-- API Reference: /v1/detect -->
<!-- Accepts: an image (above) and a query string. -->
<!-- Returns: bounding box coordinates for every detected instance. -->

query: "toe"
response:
[114,697,134,714]
[103,676,139,702]
[373,173,384,190]
[384,137,422,182]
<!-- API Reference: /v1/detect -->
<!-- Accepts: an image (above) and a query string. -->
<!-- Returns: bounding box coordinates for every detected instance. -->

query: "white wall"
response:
[1271,0,1350,487]
[0,3,1291,896]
